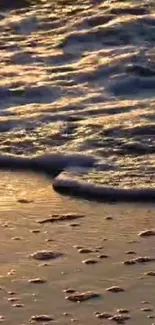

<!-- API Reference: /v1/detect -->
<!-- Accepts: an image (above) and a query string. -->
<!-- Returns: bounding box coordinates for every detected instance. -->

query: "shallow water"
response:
[0,171,155,325]
[0,0,155,190]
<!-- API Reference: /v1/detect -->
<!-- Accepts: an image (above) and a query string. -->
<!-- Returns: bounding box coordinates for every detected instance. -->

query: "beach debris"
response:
[30,314,54,322]
[95,312,112,319]
[82,258,98,265]
[30,250,63,260]
[65,291,100,302]
[28,278,47,284]
[145,271,155,276]
[37,214,84,224]
[78,248,94,254]
[106,286,125,293]
[138,230,155,237]
[109,314,131,323]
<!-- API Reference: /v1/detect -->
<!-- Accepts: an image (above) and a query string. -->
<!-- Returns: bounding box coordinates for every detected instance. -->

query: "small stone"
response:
[38,214,84,224]
[145,271,155,276]
[65,291,100,302]
[30,251,63,260]
[8,297,19,302]
[96,312,112,319]
[63,288,76,294]
[63,312,70,316]
[139,230,155,237]
[78,248,94,254]
[141,301,149,304]
[105,216,113,220]
[7,269,16,276]
[70,223,80,227]
[123,260,136,265]
[95,246,103,250]
[110,314,131,323]
[117,309,129,314]
[12,304,24,307]
[106,286,124,293]
[82,259,98,265]
[18,199,32,203]
[30,315,54,322]
[8,291,16,295]
[125,251,136,255]
[147,315,155,319]
[73,245,83,249]
[134,256,155,263]
[98,254,109,259]
[31,230,41,234]
[11,237,23,240]
[28,278,47,284]
[141,308,153,312]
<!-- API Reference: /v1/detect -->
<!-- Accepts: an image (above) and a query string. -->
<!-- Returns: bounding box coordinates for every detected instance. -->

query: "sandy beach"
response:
[0,171,154,325]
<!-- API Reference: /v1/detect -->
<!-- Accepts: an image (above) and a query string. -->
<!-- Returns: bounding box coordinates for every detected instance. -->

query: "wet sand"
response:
[0,171,155,325]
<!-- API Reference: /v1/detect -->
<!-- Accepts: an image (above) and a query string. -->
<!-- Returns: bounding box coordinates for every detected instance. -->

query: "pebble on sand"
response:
[117,309,129,314]
[95,312,112,319]
[124,256,155,265]
[98,254,109,259]
[30,251,63,260]
[134,256,155,263]
[28,278,47,284]
[109,314,131,323]
[125,251,136,255]
[8,297,19,302]
[82,259,98,265]
[12,304,24,307]
[17,199,32,203]
[106,286,125,293]
[138,230,155,237]
[141,308,153,312]
[65,291,100,302]
[123,260,136,265]
[78,248,94,253]
[37,214,85,224]
[145,271,155,276]
[30,315,54,322]
[63,288,76,294]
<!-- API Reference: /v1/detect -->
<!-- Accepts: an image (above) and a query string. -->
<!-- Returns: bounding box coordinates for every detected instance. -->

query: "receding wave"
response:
[53,177,155,203]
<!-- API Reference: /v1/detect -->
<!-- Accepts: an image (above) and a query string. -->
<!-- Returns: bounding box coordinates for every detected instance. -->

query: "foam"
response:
[53,177,155,203]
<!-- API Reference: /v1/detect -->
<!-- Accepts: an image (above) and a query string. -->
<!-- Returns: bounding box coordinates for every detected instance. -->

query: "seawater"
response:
[0,0,155,189]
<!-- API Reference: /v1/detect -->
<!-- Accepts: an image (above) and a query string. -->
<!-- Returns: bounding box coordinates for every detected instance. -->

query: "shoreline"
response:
[0,171,154,325]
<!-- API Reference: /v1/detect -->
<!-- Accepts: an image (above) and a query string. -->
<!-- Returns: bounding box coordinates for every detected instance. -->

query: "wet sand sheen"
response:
[0,171,155,325]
